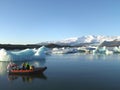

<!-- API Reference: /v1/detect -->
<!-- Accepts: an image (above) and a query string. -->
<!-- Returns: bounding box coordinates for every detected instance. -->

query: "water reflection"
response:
[0,61,9,75]
[8,73,47,83]
[81,54,120,61]
[0,59,46,76]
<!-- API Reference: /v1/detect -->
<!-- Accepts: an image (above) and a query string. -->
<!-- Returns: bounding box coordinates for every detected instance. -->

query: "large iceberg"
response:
[0,46,46,61]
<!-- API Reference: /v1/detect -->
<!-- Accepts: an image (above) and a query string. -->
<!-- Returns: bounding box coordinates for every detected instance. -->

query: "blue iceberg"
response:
[0,46,46,61]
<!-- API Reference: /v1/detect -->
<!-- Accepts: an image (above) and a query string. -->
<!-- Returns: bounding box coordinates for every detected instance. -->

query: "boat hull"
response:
[8,67,47,75]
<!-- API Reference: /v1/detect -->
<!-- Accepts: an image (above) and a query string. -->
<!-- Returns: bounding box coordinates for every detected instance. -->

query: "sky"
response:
[0,0,120,44]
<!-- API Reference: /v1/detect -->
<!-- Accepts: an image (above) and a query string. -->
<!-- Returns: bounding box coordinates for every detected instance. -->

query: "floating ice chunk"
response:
[0,46,46,61]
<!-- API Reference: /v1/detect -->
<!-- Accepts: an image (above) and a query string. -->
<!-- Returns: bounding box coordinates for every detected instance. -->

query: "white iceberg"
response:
[0,46,46,61]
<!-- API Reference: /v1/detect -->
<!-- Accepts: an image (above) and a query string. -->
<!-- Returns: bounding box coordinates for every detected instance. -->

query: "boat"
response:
[8,67,47,75]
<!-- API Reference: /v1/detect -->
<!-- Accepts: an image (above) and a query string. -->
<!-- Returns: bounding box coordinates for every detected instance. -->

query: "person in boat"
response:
[22,62,26,70]
[7,62,18,70]
[30,65,34,70]
[26,62,30,70]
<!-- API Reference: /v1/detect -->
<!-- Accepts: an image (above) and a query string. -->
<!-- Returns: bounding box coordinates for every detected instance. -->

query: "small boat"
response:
[8,67,47,75]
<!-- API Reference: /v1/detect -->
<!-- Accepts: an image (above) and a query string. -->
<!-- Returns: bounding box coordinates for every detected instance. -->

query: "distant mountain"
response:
[100,39,120,47]
[38,35,120,46]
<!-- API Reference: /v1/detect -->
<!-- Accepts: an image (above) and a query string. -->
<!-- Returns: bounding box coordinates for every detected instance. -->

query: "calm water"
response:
[1,54,120,90]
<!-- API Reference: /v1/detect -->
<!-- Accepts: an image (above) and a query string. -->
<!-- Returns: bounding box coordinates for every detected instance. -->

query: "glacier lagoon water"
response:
[1,54,120,90]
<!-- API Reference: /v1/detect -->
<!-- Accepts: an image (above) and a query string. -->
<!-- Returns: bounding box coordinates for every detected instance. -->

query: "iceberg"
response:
[93,46,113,55]
[51,47,79,54]
[113,46,120,53]
[0,46,46,61]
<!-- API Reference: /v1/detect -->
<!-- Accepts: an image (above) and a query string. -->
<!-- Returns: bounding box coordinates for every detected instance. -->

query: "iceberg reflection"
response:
[0,62,9,75]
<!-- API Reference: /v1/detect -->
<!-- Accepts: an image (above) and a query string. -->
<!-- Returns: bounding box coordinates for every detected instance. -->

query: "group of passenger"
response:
[7,62,35,70]
[22,62,34,70]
